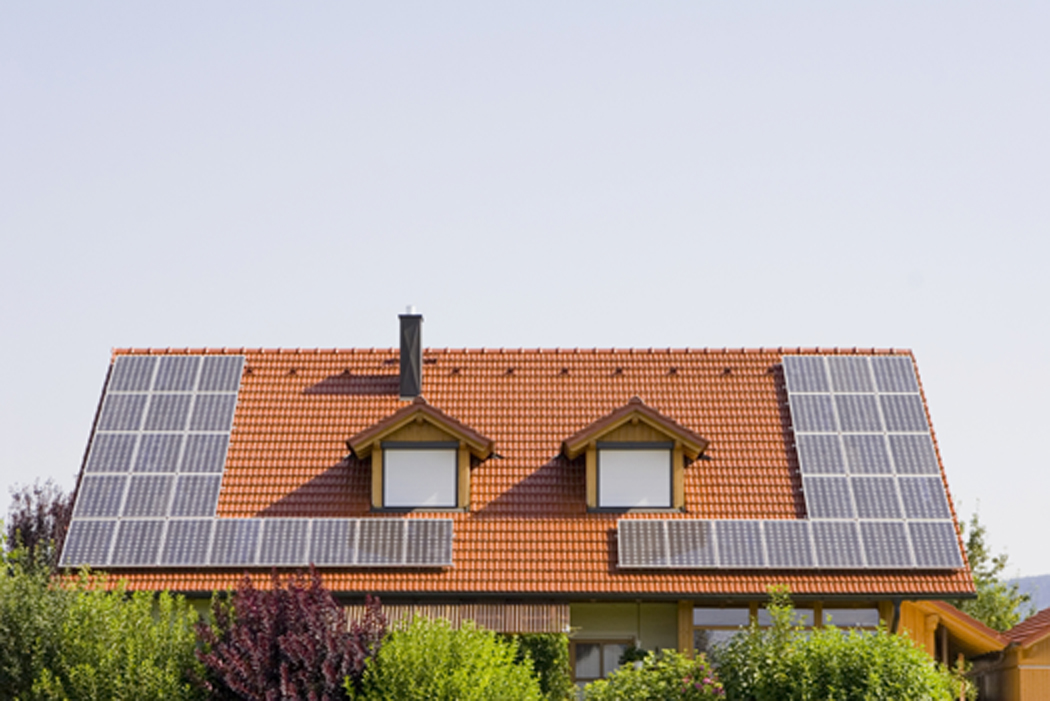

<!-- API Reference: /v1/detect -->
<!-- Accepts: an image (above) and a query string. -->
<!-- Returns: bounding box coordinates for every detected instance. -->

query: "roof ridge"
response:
[111,347,913,355]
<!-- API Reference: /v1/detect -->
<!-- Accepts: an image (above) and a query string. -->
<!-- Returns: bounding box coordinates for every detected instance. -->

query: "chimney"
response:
[399,306,423,400]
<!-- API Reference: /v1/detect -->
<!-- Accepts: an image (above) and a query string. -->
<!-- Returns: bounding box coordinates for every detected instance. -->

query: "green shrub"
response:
[508,633,574,700]
[583,649,724,701]
[349,617,543,701]
[712,586,971,701]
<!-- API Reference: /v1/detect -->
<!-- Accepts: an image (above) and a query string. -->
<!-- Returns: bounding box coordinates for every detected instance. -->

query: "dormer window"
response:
[598,443,673,508]
[563,397,708,511]
[347,397,494,512]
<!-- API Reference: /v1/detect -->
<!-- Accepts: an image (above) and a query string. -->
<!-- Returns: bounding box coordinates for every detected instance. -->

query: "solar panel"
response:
[180,434,229,473]
[803,477,855,519]
[85,433,137,473]
[888,435,940,475]
[189,394,238,431]
[143,394,192,431]
[812,521,865,568]
[309,519,357,565]
[782,356,829,392]
[109,356,156,391]
[871,356,919,393]
[790,395,837,432]
[796,435,845,474]
[110,520,165,566]
[160,519,213,566]
[211,519,261,565]
[169,475,222,517]
[60,520,116,567]
[765,520,814,568]
[851,478,902,519]
[827,357,874,393]
[618,520,666,568]
[860,521,912,567]
[154,356,200,391]
[133,434,183,472]
[406,519,454,566]
[199,356,245,392]
[667,520,716,567]
[97,394,148,431]
[123,475,174,517]
[909,522,964,569]
[257,519,309,566]
[74,475,128,517]
[880,395,929,432]
[715,521,764,567]
[834,395,882,432]
[357,519,405,565]
[841,434,892,474]
[899,477,951,519]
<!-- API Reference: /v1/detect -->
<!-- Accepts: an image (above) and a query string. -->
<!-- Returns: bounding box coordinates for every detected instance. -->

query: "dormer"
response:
[562,397,709,511]
[347,397,494,511]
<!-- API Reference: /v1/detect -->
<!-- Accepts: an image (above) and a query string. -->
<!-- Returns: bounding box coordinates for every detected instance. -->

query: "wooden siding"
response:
[345,602,569,634]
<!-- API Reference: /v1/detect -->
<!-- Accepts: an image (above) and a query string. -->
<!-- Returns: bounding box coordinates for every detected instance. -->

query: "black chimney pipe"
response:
[399,307,423,400]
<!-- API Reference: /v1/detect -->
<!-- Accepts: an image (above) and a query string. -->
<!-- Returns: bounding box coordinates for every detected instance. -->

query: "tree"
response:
[952,511,1033,632]
[196,570,386,700]
[4,479,74,572]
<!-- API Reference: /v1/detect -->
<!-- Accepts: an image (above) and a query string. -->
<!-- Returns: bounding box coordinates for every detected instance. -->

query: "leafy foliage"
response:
[349,617,543,701]
[712,586,970,701]
[5,479,73,572]
[197,570,385,701]
[0,543,201,701]
[583,649,724,701]
[508,633,574,700]
[952,511,1033,631]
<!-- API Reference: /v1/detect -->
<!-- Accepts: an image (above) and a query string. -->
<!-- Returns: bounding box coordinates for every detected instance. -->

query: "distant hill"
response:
[1009,574,1050,615]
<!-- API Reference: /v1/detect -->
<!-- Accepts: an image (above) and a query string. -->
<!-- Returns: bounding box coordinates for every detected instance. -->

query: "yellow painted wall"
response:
[570,603,677,651]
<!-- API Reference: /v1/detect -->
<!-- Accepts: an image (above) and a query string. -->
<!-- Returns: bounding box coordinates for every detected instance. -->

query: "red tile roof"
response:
[1005,606,1050,647]
[97,347,974,598]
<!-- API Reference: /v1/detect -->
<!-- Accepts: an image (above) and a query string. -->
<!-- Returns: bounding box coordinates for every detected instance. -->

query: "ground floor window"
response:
[571,640,632,684]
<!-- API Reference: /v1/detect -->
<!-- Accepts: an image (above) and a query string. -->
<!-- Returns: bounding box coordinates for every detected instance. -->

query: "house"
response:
[60,313,975,684]
[967,607,1050,701]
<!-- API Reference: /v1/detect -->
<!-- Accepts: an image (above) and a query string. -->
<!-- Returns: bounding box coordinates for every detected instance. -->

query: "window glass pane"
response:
[758,608,814,627]
[694,629,738,654]
[598,449,671,508]
[822,609,880,628]
[693,608,750,627]
[384,449,456,507]
[603,643,628,676]
[574,643,600,680]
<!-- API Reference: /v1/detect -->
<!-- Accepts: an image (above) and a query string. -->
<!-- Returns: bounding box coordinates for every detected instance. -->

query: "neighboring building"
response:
[61,314,974,684]
[971,607,1050,701]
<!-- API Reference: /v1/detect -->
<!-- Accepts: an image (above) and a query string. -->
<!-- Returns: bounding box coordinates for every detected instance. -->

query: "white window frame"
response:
[382,441,458,509]
[596,442,673,509]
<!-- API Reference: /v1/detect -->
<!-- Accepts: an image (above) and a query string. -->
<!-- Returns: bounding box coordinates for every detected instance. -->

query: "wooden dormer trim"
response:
[346,396,494,510]
[562,397,709,510]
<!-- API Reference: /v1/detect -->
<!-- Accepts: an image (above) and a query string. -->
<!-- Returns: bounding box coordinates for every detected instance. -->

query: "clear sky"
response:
[2,3,1048,575]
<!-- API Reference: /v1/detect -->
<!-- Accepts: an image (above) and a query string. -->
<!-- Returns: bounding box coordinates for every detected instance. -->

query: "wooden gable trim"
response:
[562,396,709,461]
[347,396,494,460]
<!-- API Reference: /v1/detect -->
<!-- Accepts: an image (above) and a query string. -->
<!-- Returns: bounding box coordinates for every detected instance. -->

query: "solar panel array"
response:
[61,354,457,571]
[61,517,454,568]
[617,355,964,571]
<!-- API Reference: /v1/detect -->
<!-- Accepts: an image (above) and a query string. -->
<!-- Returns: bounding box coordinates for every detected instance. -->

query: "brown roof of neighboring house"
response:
[1006,607,1050,647]
[85,346,974,597]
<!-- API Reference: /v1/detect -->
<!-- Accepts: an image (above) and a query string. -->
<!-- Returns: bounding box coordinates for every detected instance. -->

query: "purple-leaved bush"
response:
[196,569,386,701]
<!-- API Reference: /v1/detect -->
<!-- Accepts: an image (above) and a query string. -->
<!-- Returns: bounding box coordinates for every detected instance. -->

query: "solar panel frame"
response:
[715,521,765,568]
[211,519,262,566]
[841,434,892,474]
[790,394,837,432]
[180,434,230,473]
[880,394,929,432]
[899,477,952,519]
[309,519,357,565]
[782,356,830,392]
[812,521,865,568]
[888,434,940,475]
[85,433,138,473]
[159,519,214,566]
[169,475,222,517]
[871,356,920,393]
[827,357,874,393]
[60,520,117,567]
[796,435,846,475]
[123,475,175,517]
[765,520,814,568]
[97,394,148,431]
[803,477,855,519]
[199,356,245,392]
[357,519,405,565]
[405,519,454,566]
[618,520,667,568]
[143,394,193,431]
[258,519,309,566]
[851,477,902,520]
[110,520,165,566]
[133,434,183,473]
[860,521,913,568]
[154,356,201,391]
[74,475,128,517]
[834,394,883,432]
[666,520,716,567]
[108,356,156,391]
[189,394,238,431]
[909,522,964,569]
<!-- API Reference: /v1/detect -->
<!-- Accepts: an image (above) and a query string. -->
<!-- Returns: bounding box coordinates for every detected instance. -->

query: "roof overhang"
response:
[911,600,1007,655]
[562,396,709,460]
[347,396,495,461]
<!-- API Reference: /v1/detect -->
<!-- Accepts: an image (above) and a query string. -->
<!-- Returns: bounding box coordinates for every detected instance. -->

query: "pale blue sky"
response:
[2,3,1048,574]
